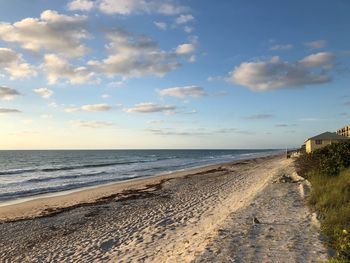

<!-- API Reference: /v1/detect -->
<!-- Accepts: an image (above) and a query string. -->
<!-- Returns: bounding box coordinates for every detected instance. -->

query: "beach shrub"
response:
[296,141,350,177]
[308,169,350,260]
[296,141,350,262]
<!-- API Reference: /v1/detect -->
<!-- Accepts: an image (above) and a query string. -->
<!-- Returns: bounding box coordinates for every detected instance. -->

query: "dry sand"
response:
[0,155,329,262]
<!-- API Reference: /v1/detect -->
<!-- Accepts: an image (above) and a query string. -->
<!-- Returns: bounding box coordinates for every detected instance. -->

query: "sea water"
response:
[0,149,279,202]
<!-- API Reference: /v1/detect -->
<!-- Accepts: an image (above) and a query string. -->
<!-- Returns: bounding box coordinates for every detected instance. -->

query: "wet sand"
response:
[0,155,328,262]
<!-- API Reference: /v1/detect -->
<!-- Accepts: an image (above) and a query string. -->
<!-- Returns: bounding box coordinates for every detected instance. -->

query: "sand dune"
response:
[0,155,328,262]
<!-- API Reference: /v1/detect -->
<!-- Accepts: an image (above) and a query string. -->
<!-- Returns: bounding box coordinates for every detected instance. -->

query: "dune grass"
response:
[307,168,350,261]
[296,141,350,262]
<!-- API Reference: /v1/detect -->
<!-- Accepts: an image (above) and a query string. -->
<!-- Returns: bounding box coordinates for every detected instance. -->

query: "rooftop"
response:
[306,132,350,142]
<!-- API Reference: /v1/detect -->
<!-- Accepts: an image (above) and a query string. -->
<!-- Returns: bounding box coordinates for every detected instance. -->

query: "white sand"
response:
[194,159,329,262]
[0,155,328,262]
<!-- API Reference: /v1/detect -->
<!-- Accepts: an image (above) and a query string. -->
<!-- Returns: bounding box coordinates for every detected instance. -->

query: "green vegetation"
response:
[296,141,350,262]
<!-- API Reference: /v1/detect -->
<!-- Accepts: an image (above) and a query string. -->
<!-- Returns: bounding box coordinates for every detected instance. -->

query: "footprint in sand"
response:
[99,239,116,252]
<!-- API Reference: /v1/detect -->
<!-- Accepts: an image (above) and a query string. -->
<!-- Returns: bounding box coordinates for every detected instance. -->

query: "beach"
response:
[0,155,328,262]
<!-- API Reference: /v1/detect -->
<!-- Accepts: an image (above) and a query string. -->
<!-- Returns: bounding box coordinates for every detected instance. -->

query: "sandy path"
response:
[0,156,328,262]
[194,159,329,263]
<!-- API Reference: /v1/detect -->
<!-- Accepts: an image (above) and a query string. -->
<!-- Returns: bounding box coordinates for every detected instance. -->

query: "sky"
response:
[0,0,349,150]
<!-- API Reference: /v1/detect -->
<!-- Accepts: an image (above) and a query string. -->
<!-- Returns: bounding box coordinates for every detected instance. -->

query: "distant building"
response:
[305,132,350,153]
[337,124,350,137]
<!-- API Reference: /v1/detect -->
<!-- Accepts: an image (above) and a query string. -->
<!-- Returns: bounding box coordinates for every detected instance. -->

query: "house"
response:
[337,124,350,137]
[305,131,350,153]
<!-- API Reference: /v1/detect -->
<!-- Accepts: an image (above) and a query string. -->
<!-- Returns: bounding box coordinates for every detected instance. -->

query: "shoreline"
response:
[0,151,280,207]
[0,153,328,262]
[0,154,280,222]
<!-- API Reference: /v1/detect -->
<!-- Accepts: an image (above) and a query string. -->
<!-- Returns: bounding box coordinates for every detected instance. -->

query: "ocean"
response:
[0,149,279,202]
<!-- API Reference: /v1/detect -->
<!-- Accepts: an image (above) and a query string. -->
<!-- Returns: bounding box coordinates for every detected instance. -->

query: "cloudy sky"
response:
[0,0,349,149]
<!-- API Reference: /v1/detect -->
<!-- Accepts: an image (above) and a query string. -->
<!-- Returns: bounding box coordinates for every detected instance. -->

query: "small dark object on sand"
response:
[253,217,260,224]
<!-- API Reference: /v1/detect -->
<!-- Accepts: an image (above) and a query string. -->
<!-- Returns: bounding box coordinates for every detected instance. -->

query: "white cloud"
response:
[0,48,18,64]
[65,107,80,113]
[269,44,293,51]
[0,86,20,101]
[154,21,167,30]
[229,55,332,91]
[0,48,36,79]
[184,26,193,33]
[44,54,95,84]
[181,109,197,115]
[88,30,180,78]
[158,85,205,99]
[146,128,192,136]
[97,0,188,15]
[245,114,273,120]
[7,63,37,79]
[275,124,289,127]
[67,0,94,11]
[305,40,327,49]
[299,52,335,68]
[48,102,58,108]
[40,114,52,119]
[33,87,54,99]
[0,10,89,57]
[175,14,194,24]
[146,128,208,136]
[176,43,195,55]
[188,55,196,63]
[207,75,224,82]
[0,108,21,114]
[107,79,126,88]
[125,102,176,113]
[70,120,115,128]
[101,94,111,99]
[65,103,113,112]
[81,104,112,112]
[147,119,166,125]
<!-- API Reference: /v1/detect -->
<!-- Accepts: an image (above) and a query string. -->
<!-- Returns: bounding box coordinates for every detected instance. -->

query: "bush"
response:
[308,169,350,261]
[296,141,350,177]
[296,141,350,262]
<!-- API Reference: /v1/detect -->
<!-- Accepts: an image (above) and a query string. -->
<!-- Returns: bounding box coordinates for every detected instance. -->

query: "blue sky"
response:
[0,0,349,149]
